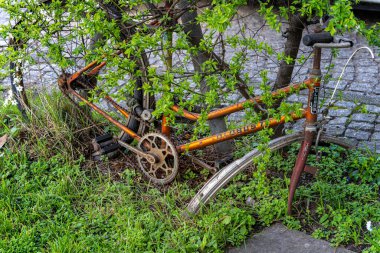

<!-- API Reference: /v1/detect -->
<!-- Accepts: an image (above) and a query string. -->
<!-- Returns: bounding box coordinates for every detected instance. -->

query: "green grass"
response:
[0,92,379,252]
[0,149,256,252]
[219,142,380,252]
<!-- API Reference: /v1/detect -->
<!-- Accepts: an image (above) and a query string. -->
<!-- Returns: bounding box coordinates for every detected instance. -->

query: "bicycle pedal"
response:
[94,133,113,143]
[92,143,121,160]
[92,134,115,150]
[101,142,120,153]
[92,134,121,154]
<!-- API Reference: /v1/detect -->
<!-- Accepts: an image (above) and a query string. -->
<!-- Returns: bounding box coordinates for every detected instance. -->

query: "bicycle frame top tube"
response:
[171,79,314,121]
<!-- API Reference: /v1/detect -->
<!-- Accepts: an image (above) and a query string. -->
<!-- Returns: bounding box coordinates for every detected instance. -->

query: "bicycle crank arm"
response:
[187,155,217,174]
[117,140,157,164]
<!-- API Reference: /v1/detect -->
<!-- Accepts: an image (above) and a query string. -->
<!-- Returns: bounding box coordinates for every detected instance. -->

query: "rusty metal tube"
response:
[172,80,313,121]
[68,88,140,140]
[177,110,306,152]
[287,129,315,214]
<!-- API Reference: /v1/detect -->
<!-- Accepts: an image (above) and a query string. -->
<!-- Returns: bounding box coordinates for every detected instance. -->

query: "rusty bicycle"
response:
[7,1,372,215]
[56,30,363,214]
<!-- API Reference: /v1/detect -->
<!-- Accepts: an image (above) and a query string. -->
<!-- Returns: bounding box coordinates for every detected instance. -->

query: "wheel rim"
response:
[185,133,353,216]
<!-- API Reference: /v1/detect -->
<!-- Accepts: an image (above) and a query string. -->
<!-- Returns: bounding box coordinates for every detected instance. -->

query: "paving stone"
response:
[342,91,380,105]
[333,101,356,109]
[326,125,346,136]
[331,66,355,81]
[298,96,308,104]
[228,223,354,253]
[347,122,374,131]
[366,105,380,114]
[362,95,380,106]
[326,80,348,90]
[356,66,378,74]
[289,119,305,132]
[228,112,245,121]
[361,74,379,85]
[287,94,299,103]
[348,82,375,92]
[328,117,348,125]
[345,129,371,141]
[358,141,380,154]
[297,68,308,76]
[374,85,380,95]
[372,132,380,141]
[356,58,377,67]
[351,113,377,123]
[328,109,352,117]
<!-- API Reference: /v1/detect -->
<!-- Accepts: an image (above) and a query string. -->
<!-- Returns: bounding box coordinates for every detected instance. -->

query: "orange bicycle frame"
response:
[62,52,320,154]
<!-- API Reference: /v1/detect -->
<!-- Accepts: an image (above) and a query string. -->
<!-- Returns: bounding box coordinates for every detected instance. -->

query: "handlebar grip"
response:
[303,32,334,46]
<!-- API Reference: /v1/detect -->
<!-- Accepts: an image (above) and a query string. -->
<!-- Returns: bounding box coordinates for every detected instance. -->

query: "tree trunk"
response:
[178,0,234,161]
[272,13,306,138]
[9,37,29,118]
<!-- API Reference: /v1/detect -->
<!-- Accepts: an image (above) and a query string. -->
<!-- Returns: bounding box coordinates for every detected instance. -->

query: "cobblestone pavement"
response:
[0,6,379,153]
[228,223,354,253]
[227,7,380,153]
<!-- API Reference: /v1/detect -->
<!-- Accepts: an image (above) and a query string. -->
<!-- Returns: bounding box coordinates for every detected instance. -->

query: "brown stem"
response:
[272,13,307,138]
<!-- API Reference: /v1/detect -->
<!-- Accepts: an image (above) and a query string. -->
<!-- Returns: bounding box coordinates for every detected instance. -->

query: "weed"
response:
[0,93,379,252]
[0,147,257,252]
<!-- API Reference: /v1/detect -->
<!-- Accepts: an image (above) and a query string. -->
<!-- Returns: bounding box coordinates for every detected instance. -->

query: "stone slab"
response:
[359,141,380,154]
[366,105,380,114]
[228,223,354,253]
[326,125,346,136]
[345,129,371,141]
[372,132,380,141]
[329,117,349,125]
[347,122,374,131]
[329,109,352,117]
[351,113,377,123]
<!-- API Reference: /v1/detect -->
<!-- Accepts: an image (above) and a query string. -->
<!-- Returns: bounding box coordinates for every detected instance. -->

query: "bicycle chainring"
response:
[137,133,179,185]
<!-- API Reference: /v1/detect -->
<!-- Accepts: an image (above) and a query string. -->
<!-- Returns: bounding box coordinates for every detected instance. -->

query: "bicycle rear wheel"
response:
[185,132,354,215]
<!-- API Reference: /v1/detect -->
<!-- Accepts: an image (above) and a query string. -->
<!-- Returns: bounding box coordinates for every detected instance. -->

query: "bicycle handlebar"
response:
[303,32,333,46]
[303,32,353,48]
[313,41,353,48]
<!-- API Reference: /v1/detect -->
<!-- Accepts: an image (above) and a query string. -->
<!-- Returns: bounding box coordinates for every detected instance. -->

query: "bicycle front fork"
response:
[287,46,322,214]
[287,126,316,214]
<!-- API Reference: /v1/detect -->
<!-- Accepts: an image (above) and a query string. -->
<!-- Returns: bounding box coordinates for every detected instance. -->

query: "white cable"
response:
[327,46,375,107]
